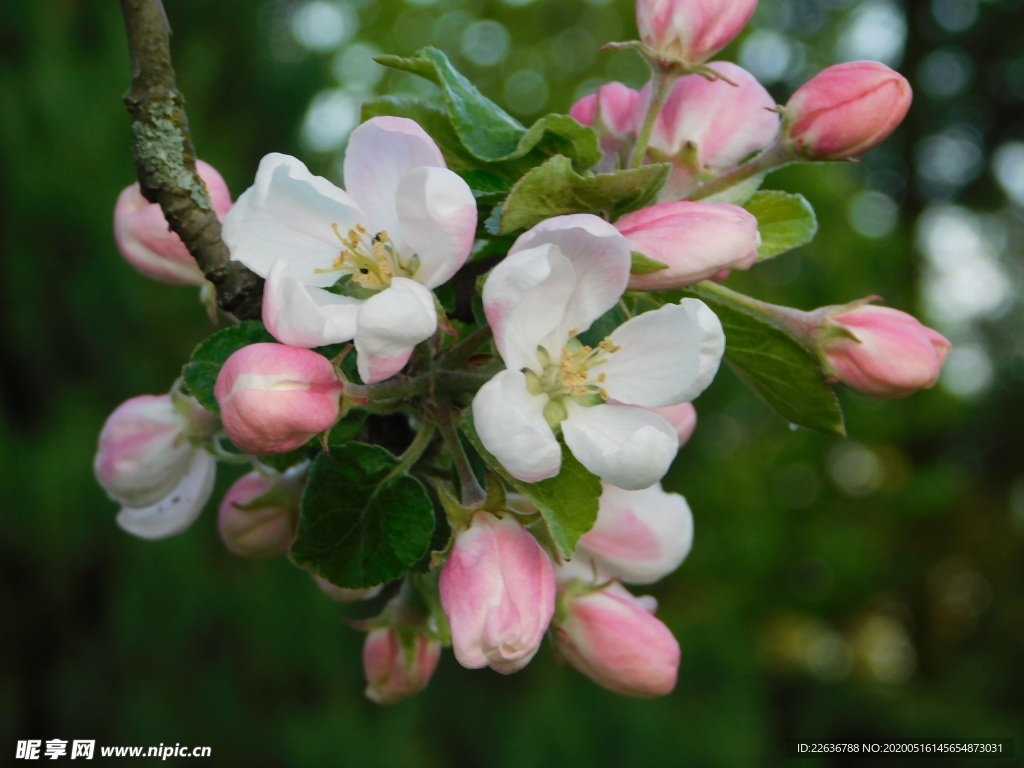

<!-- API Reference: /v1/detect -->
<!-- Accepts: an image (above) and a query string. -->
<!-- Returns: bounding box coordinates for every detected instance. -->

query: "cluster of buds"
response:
[97,0,950,706]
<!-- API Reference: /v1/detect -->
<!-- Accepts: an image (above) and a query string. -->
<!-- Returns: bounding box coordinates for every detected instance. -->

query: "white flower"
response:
[471,214,725,490]
[222,116,477,383]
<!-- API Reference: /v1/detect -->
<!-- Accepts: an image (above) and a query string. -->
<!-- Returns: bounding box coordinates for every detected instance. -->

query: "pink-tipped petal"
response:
[354,277,437,383]
[395,166,477,289]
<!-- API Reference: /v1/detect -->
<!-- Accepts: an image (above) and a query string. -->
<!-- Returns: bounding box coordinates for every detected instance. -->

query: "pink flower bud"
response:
[113,160,233,284]
[644,62,779,199]
[214,343,343,455]
[820,305,950,398]
[555,582,680,697]
[362,627,442,705]
[570,83,641,173]
[217,471,296,558]
[439,511,556,674]
[619,201,760,288]
[314,575,383,603]
[94,393,217,539]
[560,482,694,585]
[637,0,759,65]
[785,61,912,160]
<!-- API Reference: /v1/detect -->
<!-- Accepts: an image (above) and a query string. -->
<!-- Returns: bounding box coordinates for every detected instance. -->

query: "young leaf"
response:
[498,156,670,234]
[630,250,669,275]
[743,190,818,260]
[375,48,599,170]
[181,321,275,413]
[679,284,845,436]
[461,412,601,558]
[291,443,435,588]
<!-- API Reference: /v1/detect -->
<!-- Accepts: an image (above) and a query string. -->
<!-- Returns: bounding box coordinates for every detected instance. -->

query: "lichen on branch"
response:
[119,0,263,320]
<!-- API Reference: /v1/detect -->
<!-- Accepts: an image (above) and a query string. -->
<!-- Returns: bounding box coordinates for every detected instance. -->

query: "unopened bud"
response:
[113,160,232,284]
[636,0,759,66]
[217,471,297,558]
[570,82,641,171]
[439,511,555,674]
[215,343,343,455]
[620,201,760,288]
[314,575,383,603]
[819,304,950,398]
[363,627,442,705]
[555,581,680,697]
[784,61,912,160]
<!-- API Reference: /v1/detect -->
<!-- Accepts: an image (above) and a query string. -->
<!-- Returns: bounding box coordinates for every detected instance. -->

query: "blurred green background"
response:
[2,1,1023,765]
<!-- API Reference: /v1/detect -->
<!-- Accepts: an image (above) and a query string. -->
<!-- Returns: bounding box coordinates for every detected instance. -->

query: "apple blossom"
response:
[214,343,343,455]
[94,392,217,539]
[114,160,233,285]
[558,481,694,585]
[555,581,680,697]
[818,305,950,398]
[439,511,556,674]
[648,402,697,446]
[472,214,724,490]
[363,626,442,705]
[637,0,759,66]
[641,62,779,199]
[217,469,302,558]
[619,200,761,288]
[784,61,912,161]
[221,116,477,383]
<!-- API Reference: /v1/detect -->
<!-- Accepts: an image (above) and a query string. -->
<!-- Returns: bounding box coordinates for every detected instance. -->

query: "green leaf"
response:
[375,48,599,170]
[181,321,275,413]
[498,156,670,234]
[680,284,845,436]
[631,250,669,275]
[743,190,818,260]
[461,411,601,557]
[361,96,481,175]
[376,48,525,161]
[291,443,435,588]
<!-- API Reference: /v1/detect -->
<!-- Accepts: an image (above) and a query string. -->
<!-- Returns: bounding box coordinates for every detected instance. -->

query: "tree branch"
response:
[119,0,263,320]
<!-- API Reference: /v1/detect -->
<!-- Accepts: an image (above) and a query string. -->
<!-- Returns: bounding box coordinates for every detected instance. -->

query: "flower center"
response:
[316,224,419,295]
[526,330,621,425]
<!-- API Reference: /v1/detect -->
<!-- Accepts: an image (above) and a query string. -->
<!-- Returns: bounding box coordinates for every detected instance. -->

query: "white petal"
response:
[562,402,678,490]
[222,153,364,288]
[354,277,437,383]
[395,166,477,289]
[471,370,561,483]
[116,449,216,540]
[508,214,630,337]
[483,245,576,372]
[263,260,361,348]
[601,299,726,407]
[343,117,446,244]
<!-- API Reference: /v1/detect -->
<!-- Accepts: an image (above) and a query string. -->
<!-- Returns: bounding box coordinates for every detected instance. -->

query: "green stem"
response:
[434,403,485,507]
[687,140,795,201]
[384,420,436,483]
[688,279,821,344]
[439,324,493,368]
[629,66,676,169]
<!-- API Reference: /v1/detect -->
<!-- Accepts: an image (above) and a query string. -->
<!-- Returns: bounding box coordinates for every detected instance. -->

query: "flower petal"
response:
[562,402,678,490]
[116,449,216,540]
[395,166,477,289]
[263,260,361,348]
[508,214,631,338]
[601,299,725,406]
[343,117,447,244]
[354,277,437,383]
[222,153,364,287]
[471,370,562,483]
[483,245,576,372]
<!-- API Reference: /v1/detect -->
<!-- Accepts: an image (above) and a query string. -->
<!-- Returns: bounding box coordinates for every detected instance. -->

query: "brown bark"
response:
[119,0,263,320]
